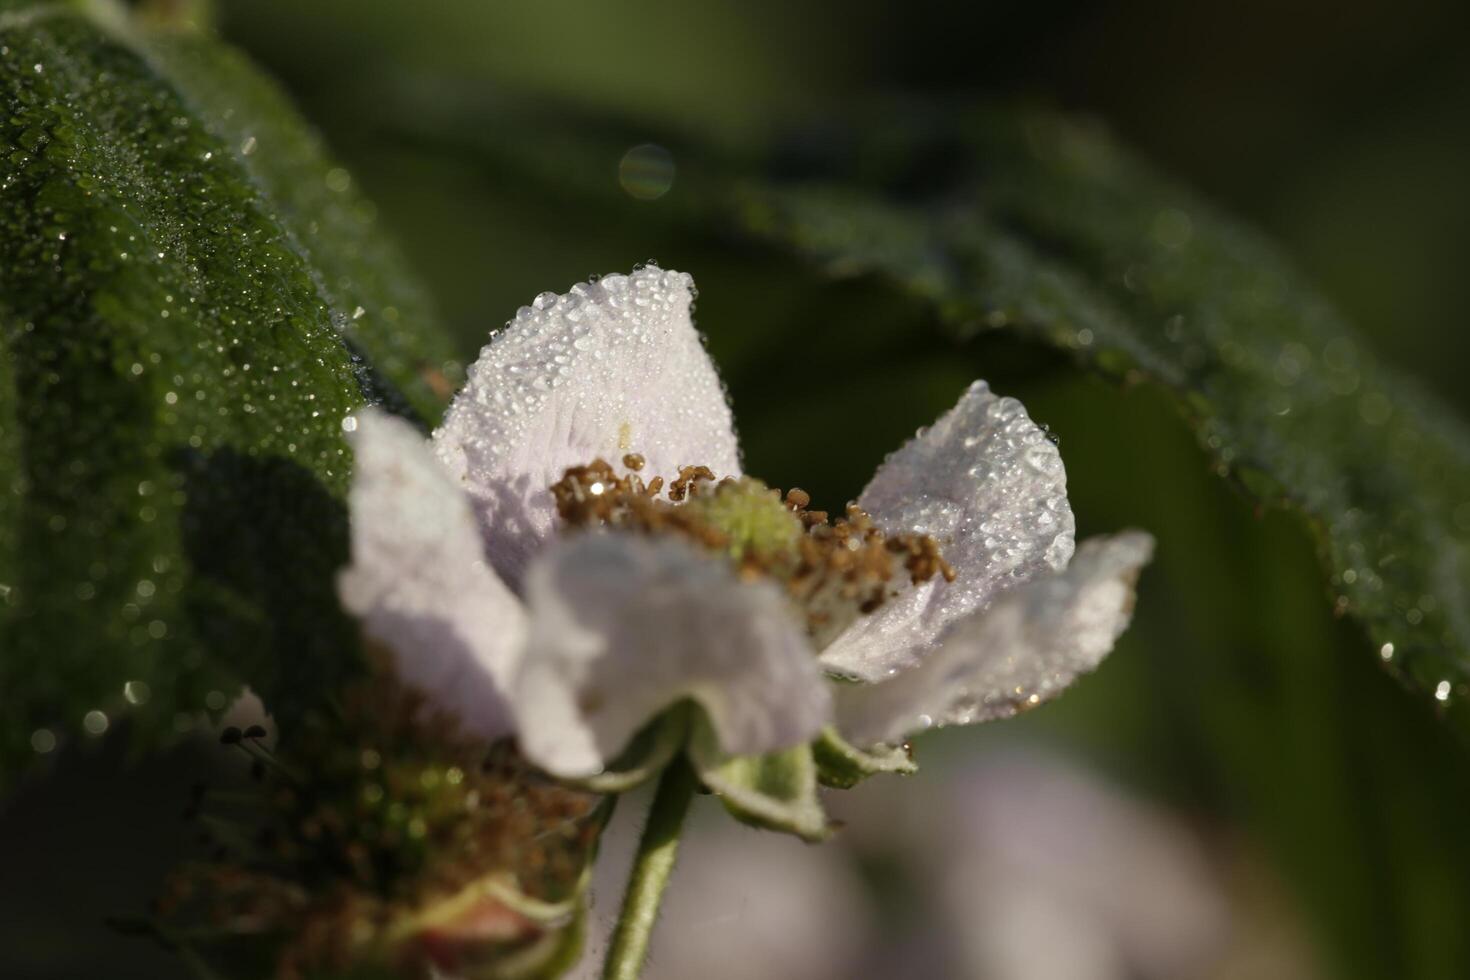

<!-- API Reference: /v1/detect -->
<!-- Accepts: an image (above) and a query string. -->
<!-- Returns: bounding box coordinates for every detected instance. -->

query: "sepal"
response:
[388,868,589,980]
[562,707,691,795]
[687,717,829,842]
[811,726,917,789]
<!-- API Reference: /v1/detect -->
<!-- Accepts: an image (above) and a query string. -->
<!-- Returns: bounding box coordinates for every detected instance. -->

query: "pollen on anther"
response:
[548,459,957,649]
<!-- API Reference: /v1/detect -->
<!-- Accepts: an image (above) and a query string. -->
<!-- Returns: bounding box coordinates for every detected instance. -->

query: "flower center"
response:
[683,475,803,568]
[549,456,955,647]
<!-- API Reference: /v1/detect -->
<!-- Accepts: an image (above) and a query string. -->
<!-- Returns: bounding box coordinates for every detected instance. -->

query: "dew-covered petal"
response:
[338,409,525,740]
[514,532,829,778]
[834,532,1153,746]
[821,380,1076,680]
[433,266,741,588]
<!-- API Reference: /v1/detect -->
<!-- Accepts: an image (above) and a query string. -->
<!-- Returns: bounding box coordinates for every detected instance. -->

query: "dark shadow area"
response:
[0,729,232,980]
[175,447,363,734]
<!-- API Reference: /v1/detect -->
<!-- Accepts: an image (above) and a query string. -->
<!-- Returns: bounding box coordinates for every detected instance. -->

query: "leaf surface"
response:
[731,106,1470,731]
[0,1,457,783]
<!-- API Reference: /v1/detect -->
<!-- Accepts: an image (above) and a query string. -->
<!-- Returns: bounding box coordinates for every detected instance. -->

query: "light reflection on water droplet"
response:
[83,710,109,735]
[30,729,56,754]
[618,144,676,201]
[1435,680,1452,702]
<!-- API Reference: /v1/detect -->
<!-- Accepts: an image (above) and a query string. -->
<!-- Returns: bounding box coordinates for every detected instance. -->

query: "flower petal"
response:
[821,380,1075,680]
[514,531,829,778]
[338,408,524,740]
[433,266,741,588]
[834,532,1153,746]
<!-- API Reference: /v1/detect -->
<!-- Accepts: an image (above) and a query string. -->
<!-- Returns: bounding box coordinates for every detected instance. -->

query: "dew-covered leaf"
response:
[729,106,1470,733]
[0,1,458,785]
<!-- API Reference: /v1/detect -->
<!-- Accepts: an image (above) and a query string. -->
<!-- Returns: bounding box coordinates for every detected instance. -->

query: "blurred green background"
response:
[6,0,1470,976]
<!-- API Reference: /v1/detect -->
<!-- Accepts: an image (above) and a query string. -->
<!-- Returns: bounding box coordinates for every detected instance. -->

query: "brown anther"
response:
[887,533,957,584]
[547,456,956,646]
[549,459,627,527]
[667,465,716,502]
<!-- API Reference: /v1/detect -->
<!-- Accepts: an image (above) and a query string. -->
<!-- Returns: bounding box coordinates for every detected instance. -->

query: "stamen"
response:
[549,456,956,648]
[666,465,716,502]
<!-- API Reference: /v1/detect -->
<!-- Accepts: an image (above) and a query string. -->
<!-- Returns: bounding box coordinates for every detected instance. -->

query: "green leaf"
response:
[730,106,1470,732]
[687,718,829,842]
[0,343,18,612]
[0,1,458,784]
[811,725,916,789]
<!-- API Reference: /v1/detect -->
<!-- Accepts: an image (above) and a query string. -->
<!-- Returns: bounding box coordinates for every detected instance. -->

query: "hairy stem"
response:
[601,757,698,980]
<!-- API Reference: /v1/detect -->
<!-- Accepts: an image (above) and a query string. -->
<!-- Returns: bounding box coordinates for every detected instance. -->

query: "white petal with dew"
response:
[338,409,524,740]
[515,531,829,778]
[834,532,1153,746]
[821,380,1075,679]
[433,266,741,588]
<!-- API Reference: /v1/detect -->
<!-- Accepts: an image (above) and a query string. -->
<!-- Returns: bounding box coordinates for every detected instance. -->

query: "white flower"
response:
[337,265,1152,778]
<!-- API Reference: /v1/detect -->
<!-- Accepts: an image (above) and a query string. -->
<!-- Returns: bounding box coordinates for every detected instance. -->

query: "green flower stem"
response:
[601,756,699,980]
